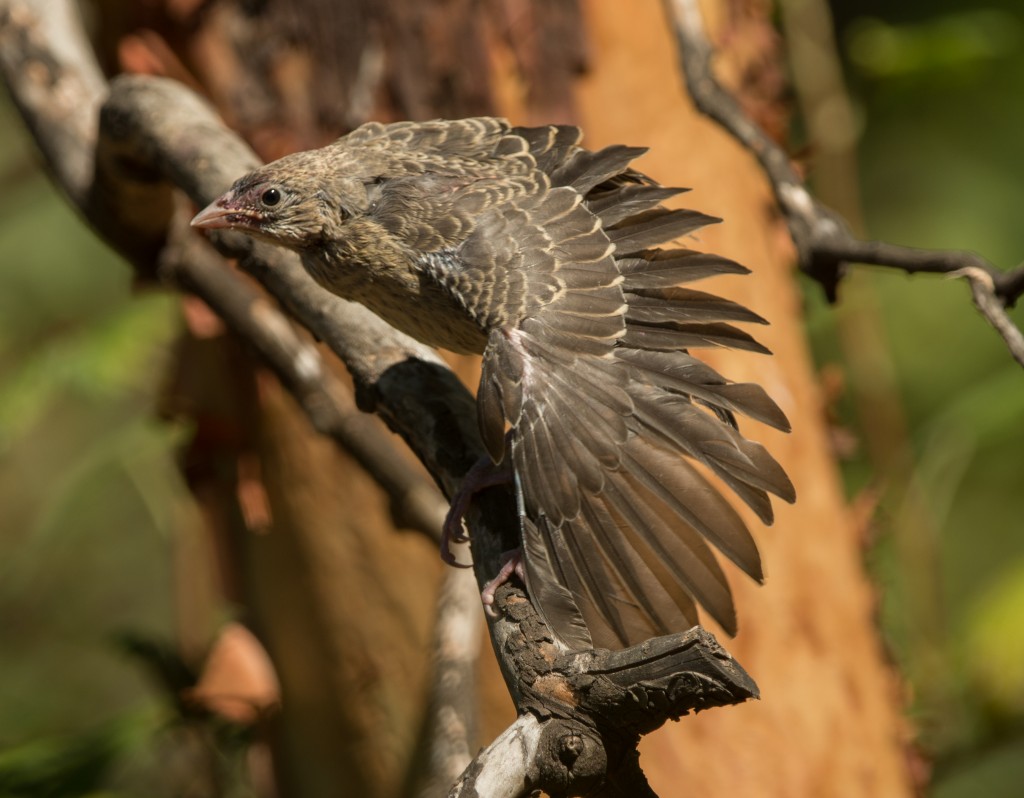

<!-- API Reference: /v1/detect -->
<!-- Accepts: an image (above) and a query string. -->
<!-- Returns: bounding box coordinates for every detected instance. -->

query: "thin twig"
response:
[664,0,1024,367]
[954,267,1024,367]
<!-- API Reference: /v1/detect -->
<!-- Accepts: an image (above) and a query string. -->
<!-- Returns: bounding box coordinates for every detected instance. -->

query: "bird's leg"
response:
[440,453,514,567]
[481,549,526,618]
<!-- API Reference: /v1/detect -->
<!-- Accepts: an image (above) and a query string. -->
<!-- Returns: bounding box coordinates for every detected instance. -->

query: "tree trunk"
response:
[572,2,913,795]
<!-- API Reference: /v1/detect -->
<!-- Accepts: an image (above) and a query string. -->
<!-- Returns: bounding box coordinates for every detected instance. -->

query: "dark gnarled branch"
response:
[664,0,1024,367]
[449,583,757,797]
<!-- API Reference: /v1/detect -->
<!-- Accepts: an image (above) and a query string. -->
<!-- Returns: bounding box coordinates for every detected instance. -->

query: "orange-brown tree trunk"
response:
[572,3,913,795]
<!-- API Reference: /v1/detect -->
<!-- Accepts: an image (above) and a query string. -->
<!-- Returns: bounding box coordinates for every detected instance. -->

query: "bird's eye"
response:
[261,188,282,207]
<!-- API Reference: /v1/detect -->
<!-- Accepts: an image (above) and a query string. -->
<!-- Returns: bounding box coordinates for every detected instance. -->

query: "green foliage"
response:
[0,93,259,798]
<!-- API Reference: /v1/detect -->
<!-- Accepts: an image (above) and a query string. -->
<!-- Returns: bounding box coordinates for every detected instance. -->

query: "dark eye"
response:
[261,188,281,207]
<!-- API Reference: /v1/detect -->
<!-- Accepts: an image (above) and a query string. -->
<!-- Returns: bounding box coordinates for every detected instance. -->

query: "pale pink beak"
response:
[191,195,249,230]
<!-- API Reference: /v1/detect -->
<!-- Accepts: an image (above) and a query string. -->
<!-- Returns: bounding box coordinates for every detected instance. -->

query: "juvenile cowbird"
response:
[192,118,795,650]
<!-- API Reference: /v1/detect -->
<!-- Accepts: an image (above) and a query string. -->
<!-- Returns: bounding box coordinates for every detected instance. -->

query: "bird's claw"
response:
[443,514,470,546]
[439,453,513,564]
[440,530,472,568]
[481,550,526,618]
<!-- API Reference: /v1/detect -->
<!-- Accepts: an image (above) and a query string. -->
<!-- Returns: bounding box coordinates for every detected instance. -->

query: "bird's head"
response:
[191,151,375,250]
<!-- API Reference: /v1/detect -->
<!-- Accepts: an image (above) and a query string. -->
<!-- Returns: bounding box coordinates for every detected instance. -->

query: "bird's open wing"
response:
[459,143,794,650]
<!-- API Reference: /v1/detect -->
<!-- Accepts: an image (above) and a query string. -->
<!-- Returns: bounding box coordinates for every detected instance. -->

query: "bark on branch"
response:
[449,584,757,797]
[664,0,1024,367]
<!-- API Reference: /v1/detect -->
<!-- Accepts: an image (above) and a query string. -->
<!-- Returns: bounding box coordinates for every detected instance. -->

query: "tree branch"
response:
[664,0,1024,367]
[0,0,104,205]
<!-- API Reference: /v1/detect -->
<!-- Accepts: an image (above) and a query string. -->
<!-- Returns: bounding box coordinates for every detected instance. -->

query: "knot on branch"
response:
[531,719,606,797]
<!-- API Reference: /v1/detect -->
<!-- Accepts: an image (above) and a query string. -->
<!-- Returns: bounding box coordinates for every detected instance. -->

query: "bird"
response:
[192,117,795,651]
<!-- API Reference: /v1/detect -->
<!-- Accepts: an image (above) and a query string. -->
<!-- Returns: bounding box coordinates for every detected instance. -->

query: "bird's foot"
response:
[440,454,513,567]
[481,549,525,618]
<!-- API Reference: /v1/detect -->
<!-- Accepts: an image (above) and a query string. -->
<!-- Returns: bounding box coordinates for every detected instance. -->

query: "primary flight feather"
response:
[192,117,795,651]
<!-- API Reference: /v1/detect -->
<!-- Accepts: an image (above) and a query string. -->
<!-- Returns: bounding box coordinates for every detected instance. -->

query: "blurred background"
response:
[1,0,1022,796]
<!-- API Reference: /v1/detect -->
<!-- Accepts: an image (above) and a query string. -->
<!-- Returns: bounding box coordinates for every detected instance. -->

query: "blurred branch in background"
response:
[409,568,481,798]
[665,0,1024,367]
